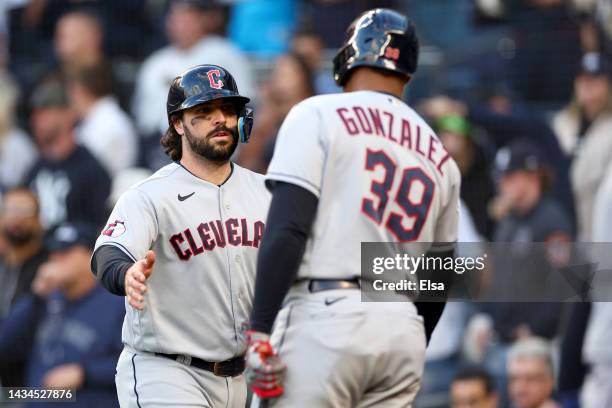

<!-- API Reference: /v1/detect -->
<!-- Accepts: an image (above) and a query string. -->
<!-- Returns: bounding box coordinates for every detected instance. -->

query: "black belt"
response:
[307,279,360,293]
[155,353,244,377]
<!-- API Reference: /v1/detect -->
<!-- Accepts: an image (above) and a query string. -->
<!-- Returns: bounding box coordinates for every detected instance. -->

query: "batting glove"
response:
[245,330,286,399]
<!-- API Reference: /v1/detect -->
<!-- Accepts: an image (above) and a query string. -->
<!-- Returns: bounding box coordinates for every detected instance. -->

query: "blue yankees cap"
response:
[45,222,98,251]
[495,140,543,176]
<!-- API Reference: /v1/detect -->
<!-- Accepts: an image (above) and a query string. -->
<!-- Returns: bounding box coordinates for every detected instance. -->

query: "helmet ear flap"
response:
[238,107,254,143]
[333,44,356,86]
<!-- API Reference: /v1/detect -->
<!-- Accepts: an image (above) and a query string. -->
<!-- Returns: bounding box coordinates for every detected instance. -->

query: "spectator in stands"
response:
[507,337,559,408]
[8,4,115,102]
[450,366,498,408]
[236,53,314,172]
[435,114,495,239]
[0,188,46,318]
[54,10,104,77]
[468,140,570,406]
[574,13,602,53]
[53,6,146,113]
[132,0,255,138]
[0,72,37,194]
[66,62,137,177]
[291,28,340,95]
[552,51,612,241]
[0,222,123,407]
[0,188,47,389]
[26,77,111,229]
[485,140,570,327]
[570,0,612,54]
[19,0,151,57]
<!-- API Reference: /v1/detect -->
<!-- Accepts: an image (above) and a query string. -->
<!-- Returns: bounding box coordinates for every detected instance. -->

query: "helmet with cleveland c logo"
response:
[166,64,253,143]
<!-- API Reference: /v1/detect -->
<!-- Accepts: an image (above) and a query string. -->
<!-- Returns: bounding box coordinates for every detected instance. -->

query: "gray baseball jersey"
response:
[266,90,460,280]
[253,91,460,408]
[95,162,270,362]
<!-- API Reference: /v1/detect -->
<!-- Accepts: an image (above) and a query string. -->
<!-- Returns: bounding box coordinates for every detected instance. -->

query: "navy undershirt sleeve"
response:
[91,245,134,296]
[250,182,319,334]
[414,248,455,343]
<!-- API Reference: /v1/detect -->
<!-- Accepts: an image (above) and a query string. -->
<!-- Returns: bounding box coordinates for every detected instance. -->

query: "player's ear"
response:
[172,115,185,136]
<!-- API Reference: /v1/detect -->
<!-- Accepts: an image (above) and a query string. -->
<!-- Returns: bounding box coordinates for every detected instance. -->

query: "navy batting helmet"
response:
[332,9,419,86]
[167,64,253,143]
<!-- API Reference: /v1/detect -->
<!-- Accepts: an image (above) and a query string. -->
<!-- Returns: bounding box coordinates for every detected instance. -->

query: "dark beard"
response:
[184,125,239,163]
[3,229,37,247]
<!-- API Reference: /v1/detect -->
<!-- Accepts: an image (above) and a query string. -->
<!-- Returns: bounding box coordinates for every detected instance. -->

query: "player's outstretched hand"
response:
[245,330,286,400]
[125,250,155,310]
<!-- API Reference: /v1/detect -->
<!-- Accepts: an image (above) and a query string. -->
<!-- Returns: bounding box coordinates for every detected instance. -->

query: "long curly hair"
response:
[160,114,182,161]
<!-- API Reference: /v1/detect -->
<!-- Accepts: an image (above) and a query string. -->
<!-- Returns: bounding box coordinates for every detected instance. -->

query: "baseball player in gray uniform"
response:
[244,9,460,407]
[91,65,270,407]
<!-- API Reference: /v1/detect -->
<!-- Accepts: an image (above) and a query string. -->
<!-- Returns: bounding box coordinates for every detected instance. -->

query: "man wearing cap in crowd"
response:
[488,139,573,299]
[25,76,111,230]
[552,51,612,241]
[472,139,573,406]
[0,222,124,408]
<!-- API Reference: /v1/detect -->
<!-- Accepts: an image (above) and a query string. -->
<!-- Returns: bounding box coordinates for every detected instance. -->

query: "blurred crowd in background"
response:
[0,0,611,407]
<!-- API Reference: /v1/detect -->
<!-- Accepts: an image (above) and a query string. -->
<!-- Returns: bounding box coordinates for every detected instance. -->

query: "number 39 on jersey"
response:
[362,149,435,242]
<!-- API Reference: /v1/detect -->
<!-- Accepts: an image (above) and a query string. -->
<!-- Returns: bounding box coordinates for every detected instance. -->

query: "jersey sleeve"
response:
[94,188,158,261]
[265,102,326,198]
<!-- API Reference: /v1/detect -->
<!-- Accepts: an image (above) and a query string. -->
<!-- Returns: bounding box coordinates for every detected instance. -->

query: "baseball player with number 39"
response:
[91,65,270,407]
[245,9,461,407]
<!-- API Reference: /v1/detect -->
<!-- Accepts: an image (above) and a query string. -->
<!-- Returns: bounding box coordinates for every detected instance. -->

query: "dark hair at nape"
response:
[452,366,496,394]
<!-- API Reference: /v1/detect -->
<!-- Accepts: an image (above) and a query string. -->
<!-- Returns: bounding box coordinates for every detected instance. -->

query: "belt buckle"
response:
[213,362,231,377]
